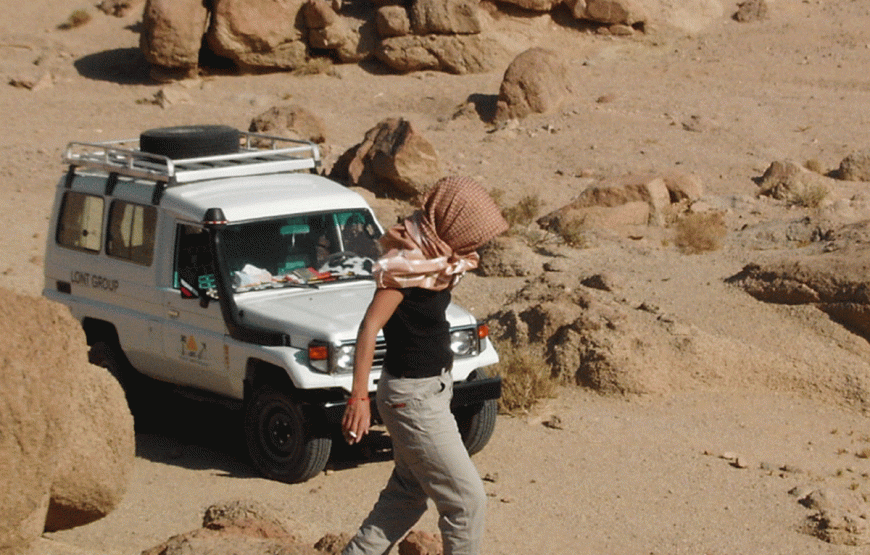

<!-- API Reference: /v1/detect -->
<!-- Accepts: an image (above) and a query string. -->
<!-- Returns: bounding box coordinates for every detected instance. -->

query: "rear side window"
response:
[106,200,157,266]
[56,191,104,252]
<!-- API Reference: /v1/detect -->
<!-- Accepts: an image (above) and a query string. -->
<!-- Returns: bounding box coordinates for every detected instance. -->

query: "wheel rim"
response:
[258,399,303,462]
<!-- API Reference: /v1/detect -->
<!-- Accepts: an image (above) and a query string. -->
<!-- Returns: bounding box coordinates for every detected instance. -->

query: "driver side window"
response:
[174,224,215,297]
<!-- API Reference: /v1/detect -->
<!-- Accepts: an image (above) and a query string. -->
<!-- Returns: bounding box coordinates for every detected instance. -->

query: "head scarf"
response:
[374,176,509,290]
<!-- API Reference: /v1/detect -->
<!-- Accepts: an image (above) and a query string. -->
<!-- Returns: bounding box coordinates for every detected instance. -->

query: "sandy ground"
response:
[4,0,870,553]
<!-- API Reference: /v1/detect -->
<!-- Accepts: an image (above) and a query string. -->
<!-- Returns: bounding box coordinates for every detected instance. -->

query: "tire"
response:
[139,125,240,159]
[454,369,498,456]
[244,385,332,483]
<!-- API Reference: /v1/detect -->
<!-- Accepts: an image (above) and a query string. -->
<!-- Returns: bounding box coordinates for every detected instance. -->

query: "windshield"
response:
[219,209,382,292]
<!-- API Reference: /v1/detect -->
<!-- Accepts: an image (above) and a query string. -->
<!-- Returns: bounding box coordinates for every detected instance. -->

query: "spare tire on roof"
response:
[139,125,240,159]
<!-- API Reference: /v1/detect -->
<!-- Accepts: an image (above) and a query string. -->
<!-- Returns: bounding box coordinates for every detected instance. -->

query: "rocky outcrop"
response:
[796,488,870,546]
[537,171,703,233]
[140,0,209,74]
[756,160,831,206]
[138,0,728,76]
[727,233,870,343]
[0,289,134,554]
[206,0,309,72]
[494,47,571,122]
[409,0,481,35]
[330,118,441,197]
[141,499,436,555]
[376,34,496,74]
[837,149,870,182]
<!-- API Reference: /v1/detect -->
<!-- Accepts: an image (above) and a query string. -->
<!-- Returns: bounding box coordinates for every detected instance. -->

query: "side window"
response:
[174,225,215,296]
[56,191,104,252]
[106,200,157,266]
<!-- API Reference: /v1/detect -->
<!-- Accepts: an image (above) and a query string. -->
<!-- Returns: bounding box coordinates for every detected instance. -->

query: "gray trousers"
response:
[342,370,487,555]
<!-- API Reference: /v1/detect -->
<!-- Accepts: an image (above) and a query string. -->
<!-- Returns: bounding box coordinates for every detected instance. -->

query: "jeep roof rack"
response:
[63,131,322,187]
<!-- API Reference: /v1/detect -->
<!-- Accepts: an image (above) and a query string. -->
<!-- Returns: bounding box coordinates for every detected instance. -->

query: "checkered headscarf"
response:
[374,176,509,290]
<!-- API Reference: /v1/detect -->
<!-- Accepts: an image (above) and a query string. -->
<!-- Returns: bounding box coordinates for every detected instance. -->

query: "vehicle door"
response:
[157,223,232,395]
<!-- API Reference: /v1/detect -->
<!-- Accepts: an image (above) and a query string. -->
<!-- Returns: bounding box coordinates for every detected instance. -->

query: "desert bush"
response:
[58,9,91,29]
[557,217,587,248]
[491,340,556,414]
[789,182,829,209]
[674,211,727,254]
[804,159,824,174]
[491,189,543,229]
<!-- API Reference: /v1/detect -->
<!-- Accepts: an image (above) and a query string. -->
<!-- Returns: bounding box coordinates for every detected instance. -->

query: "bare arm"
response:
[342,287,403,444]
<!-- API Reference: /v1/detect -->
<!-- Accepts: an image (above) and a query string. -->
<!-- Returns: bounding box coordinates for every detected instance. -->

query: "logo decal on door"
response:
[180,335,207,364]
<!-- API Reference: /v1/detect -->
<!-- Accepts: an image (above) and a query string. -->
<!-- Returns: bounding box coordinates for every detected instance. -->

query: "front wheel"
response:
[244,385,331,483]
[454,370,498,456]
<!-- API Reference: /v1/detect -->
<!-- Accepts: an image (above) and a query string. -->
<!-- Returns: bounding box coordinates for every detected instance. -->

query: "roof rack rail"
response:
[63,131,321,186]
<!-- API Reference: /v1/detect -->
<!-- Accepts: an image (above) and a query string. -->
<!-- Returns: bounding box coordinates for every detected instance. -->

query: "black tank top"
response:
[382,287,453,378]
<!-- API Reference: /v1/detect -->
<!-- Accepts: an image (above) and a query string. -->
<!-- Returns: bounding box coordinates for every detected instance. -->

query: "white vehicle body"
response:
[43,126,501,483]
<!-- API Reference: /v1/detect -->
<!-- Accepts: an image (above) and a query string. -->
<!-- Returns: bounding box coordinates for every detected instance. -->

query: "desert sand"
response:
[4,0,870,553]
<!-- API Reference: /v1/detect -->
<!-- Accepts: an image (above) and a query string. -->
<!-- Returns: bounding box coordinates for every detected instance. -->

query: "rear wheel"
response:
[244,385,331,483]
[454,369,498,456]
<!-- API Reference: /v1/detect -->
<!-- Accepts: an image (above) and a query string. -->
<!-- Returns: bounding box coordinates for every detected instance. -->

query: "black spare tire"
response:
[139,125,240,159]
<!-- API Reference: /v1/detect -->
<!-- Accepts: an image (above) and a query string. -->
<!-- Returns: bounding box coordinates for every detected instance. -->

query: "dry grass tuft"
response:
[492,340,557,414]
[789,182,829,209]
[674,211,727,254]
[58,9,91,30]
[557,217,587,248]
[491,189,544,229]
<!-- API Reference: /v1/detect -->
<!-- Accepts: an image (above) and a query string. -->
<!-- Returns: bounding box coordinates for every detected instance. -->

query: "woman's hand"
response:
[342,397,370,444]
[343,287,403,445]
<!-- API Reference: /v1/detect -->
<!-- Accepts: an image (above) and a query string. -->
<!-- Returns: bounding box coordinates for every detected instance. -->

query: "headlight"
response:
[308,341,355,374]
[450,326,482,357]
[334,344,355,373]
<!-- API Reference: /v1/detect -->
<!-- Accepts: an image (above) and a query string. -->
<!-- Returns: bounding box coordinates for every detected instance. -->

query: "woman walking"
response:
[341,176,508,555]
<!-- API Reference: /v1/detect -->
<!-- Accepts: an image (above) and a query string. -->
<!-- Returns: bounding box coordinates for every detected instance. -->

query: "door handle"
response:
[168,308,180,319]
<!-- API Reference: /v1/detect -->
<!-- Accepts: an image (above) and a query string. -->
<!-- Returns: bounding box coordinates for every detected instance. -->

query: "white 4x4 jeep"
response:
[43,125,501,483]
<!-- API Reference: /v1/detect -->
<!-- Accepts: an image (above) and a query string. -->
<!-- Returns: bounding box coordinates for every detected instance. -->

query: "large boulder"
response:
[305,0,378,63]
[330,118,441,197]
[409,0,481,35]
[582,0,648,25]
[376,6,411,38]
[249,104,326,145]
[375,34,496,74]
[494,47,571,122]
[207,0,309,71]
[0,289,134,553]
[837,149,870,182]
[757,160,832,205]
[140,0,209,73]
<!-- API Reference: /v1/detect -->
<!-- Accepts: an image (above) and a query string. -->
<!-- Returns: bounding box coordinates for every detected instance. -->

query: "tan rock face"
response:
[140,0,209,70]
[376,34,496,74]
[331,118,441,198]
[409,0,481,35]
[206,0,308,71]
[0,289,134,552]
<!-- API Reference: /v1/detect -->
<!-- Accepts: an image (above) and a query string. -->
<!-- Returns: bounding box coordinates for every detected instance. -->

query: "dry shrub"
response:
[789,182,829,208]
[492,340,556,414]
[290,56,334,76]
[674,211,727,254]
[58,9,91,29]
[490,189,543,229]
[557,217,587,248]
[804,159,824,174]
